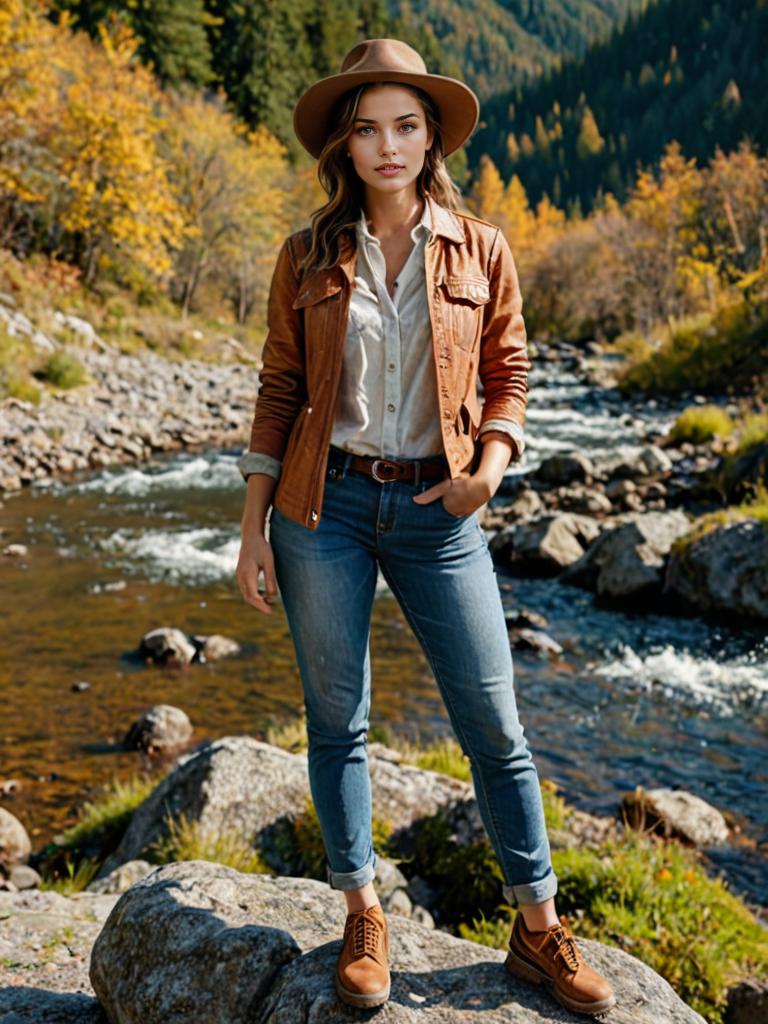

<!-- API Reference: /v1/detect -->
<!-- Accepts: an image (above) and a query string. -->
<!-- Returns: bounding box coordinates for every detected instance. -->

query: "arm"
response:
[236,235,305,614]
[474,229,530,496]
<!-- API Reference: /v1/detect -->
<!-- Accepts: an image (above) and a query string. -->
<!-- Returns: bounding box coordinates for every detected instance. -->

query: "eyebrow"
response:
[353,113,421,123]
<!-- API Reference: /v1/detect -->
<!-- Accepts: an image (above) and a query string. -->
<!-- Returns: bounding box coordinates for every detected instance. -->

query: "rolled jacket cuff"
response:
[478,419,525,459]
[237,450,283,482]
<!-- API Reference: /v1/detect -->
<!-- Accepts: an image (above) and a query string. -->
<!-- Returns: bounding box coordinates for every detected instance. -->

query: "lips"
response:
[376,163,404,170]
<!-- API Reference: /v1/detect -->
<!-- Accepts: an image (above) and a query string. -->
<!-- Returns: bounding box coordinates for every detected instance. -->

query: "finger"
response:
[413,479,451,503]
[242,587,273,615]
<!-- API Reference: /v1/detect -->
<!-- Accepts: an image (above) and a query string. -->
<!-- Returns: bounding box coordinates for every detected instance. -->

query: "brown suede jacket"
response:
[244,192,530,529]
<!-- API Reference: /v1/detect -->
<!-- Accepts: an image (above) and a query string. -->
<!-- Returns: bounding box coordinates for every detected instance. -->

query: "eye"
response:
[400,123,416,132]
[355,126,374,135]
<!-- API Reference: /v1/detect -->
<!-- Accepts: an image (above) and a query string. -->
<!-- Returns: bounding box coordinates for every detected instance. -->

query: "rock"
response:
[137,626,197,666]
[507,514,594,574]
[8,863,41,889]
[553,484,613,515]
[192,633,242,660]
[726,978,768,1024]
[86,859,156,894]
[123,704,194,754]
[0,885,119,1021]
[638,444,673,475]
[86,859,705,1023]
[621,787,730,846]
[3,542,28,556]
[94,736,471,880]
[665,517,768,619]
[605,478,637,500]
[0,806,31,871]
[561,509,691,598]
[506,487,544,520]
[534,451,596,485]
[510,628,564,657]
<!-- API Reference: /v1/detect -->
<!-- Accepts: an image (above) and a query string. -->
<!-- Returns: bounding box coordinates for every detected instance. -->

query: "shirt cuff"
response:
[236,450,282,482]
[478,419,526,459]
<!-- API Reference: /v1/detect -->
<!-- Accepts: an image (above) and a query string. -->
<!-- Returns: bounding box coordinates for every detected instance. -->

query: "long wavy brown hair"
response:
[298,81,464,276]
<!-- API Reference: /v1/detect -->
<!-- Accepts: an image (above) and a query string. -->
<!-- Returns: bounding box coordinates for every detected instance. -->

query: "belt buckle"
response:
[371,458,399,483]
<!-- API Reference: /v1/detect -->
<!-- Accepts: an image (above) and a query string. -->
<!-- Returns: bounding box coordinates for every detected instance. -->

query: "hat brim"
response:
[293,70,479,160]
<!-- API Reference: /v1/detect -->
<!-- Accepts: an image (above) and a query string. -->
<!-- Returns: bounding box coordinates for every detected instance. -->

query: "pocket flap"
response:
[441,275,491,305]
[292,271,344,309]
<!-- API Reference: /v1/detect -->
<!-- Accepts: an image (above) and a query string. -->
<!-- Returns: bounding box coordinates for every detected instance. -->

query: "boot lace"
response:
[551,926,581,973]
[350,909,381,957]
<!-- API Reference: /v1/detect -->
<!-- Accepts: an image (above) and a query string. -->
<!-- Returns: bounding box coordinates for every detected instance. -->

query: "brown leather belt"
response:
[327,445,448,486]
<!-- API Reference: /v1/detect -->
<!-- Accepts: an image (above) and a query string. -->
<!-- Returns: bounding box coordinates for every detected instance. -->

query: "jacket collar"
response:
[336,192,465,284]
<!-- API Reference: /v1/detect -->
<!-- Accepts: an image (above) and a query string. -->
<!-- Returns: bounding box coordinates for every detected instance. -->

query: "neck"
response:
[362,187,425,240]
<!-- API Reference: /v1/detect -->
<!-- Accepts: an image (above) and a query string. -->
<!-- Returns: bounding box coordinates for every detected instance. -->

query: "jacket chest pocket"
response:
[292,272,344,384]
[438,274,492,353]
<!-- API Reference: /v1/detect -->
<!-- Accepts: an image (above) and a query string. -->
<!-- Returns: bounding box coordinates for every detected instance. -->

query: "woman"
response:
[235,38,616,1018]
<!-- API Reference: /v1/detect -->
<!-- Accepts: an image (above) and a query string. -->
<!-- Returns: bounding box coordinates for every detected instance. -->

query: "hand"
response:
[236,532,278,615]
[412,470,492,517]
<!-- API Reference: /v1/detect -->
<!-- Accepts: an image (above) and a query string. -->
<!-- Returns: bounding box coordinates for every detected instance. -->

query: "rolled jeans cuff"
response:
[502,866,558,907]
[326,851,378,892]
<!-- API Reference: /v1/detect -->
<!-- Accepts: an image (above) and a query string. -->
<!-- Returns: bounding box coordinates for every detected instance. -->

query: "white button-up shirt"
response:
[238,201,525,482]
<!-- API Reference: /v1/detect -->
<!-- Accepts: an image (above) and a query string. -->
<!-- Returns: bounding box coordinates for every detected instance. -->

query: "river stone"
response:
[561,509,691,597]
[86,859,156,894]
[638,444,673,475]
[664,517,768,619]
[621,787,729,846]
[0,806,31,871]
[534,451,595,485]
[85,859,706,1023]
[510,514,590,573]
[123,704,193,754]
[94,736,471,880]
[726,978,768,1024]
[138,626,197,665]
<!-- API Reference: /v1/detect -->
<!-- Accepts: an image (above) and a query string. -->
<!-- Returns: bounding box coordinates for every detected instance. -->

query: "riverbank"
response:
[2,725,767,1023]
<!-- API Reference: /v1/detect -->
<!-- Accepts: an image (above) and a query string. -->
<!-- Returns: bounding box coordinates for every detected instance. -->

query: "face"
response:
[345,84,434,197]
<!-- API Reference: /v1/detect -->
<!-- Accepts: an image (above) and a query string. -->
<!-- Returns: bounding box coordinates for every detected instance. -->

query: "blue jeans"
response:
[268,445,558,908]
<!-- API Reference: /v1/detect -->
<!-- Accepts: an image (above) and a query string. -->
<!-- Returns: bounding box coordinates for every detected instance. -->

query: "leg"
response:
[377,481,559,915]
[268,478,380,900]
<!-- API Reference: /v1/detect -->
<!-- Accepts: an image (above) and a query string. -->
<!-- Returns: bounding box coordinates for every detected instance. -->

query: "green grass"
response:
[36,773,158,892]
[149,812,272,874]
[670,405,735,444]
[56,774,157,849]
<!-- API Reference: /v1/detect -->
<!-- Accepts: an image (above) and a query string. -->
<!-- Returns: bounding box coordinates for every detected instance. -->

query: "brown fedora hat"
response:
[293,38,480,160]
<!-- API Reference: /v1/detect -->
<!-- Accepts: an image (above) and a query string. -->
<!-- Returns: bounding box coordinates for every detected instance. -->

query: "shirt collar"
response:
[356,199,432,248]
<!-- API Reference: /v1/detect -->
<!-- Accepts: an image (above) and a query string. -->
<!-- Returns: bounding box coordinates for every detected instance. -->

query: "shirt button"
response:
[387,403,396,412]
[388,363,395,371]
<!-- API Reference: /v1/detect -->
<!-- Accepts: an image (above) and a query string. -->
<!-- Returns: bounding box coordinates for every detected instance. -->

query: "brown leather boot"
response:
[334,902,391,1008]
[506,912,616,1017]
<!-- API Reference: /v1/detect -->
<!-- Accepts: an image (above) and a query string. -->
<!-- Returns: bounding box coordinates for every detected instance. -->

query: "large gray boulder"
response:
[665,517,768,619]
[87,859,706,1024]
[94,736,471,880]
[561,509,691,597]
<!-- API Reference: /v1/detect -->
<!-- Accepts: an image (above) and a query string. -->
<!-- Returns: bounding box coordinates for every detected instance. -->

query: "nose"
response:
[379,129,398,157]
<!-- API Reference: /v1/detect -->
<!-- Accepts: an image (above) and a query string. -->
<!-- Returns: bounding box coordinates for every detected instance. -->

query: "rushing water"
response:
[1,360,766,911]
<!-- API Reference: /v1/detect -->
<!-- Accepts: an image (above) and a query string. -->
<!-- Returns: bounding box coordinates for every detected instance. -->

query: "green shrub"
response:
[618,299,768,397]
[670,405,735,444]
[35,350,87,389]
